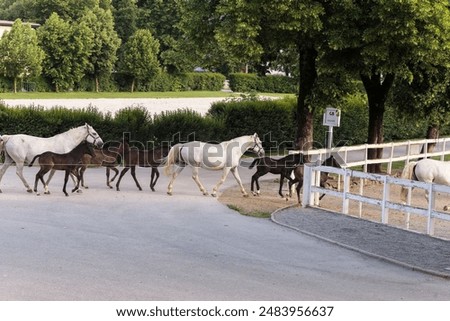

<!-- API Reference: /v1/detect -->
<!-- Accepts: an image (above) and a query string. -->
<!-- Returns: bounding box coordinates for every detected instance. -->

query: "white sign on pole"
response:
[323,107,341,127]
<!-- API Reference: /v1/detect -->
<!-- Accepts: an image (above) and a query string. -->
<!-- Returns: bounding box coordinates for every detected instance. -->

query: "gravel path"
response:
[2,97,229,115]
[273,206,450,278]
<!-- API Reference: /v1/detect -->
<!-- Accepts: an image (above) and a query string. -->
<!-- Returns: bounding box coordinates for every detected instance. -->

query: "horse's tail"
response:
[163,144,181,176]
[28,154,41,167]
[249,158,261,169]
[400,161,418,202]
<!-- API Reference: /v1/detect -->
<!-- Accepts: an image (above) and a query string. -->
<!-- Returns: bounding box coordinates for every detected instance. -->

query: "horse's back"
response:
[416,159,450,185]
[4,134,66,163]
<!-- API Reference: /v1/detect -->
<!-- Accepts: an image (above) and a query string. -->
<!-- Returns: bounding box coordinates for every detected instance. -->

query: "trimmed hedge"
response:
[228,73,297,93]
[0,96,443,153]
[208,97,297,152]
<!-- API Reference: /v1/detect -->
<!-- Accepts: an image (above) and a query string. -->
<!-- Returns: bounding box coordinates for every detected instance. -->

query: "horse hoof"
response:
[151,188,155,192]
[211,193,216,197]
[243,194,249,198]
[167,192,172,196]
[76,190,83,194]
[444,206,449,211]
[27,189,33,193]
[44,191,50,195]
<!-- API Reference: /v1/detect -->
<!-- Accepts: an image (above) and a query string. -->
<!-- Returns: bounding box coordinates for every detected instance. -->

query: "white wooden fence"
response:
[297,137,450,237]
[297,136,450,172]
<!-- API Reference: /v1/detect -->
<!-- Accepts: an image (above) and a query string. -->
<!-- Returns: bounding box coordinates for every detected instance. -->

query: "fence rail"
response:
[292,137,450,173]
[302,164,450,236]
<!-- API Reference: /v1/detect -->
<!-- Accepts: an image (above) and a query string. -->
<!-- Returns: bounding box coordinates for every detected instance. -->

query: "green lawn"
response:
[0,91,294,99]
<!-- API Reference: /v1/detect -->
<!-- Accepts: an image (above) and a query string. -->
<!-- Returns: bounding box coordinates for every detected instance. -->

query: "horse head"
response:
[249,133,264,157]
[85,123,104,148]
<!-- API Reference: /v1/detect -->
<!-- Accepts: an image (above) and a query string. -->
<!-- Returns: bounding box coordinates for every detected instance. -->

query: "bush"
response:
[208,97,297,152]
[152,109,225,144]
[228,73,297,93]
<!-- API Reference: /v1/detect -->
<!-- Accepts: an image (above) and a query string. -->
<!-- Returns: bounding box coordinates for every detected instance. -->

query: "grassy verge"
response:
[226,204,271,219]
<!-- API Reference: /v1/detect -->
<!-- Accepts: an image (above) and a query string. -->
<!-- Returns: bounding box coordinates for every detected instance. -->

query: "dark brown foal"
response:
[116,142,170,191]
[29,141,95,196]
[78,146,120,189]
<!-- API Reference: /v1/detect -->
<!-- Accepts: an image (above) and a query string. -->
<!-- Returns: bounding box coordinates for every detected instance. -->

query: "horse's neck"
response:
[59,126,86,145]
[230,136,253,152]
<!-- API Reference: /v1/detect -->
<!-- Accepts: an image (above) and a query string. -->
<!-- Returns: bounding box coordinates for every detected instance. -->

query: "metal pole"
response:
[327,126,333,149]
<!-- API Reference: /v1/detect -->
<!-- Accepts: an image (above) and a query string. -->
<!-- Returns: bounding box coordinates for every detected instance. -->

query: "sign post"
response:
[322,107,341,149]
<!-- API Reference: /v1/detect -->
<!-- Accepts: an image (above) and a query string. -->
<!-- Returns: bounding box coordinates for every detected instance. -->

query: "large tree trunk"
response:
[419,124,439,157]
[296,40,318,162]
[360,72,395,173]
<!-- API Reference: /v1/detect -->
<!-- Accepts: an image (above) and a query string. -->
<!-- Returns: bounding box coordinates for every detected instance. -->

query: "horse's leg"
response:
[191,167,208,196]
[34,168,45,194]
[115,167,130,191]
[105,167,112,188]
[279,172,285,198]
[44,169,56,193]
[110,167,119,182]
[251,170,268,196]
[229,167,248,197]
[296,181,303,204]
[79,166,88,188]
[130,166,142,191]
[15,161,33,193]
[251,172,261,196]
[107,167,119,188]
[63,170,70,196]
[150,167,160,192]
[211,167,231,197]
[167,166,184,196]
[0,155,14,193]
[71,169,81,193]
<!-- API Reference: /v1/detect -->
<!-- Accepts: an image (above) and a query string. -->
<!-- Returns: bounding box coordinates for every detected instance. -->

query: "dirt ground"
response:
[218,174,450,241]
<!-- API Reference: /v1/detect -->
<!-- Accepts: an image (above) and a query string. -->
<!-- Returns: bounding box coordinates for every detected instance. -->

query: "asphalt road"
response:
[1,165,449,300]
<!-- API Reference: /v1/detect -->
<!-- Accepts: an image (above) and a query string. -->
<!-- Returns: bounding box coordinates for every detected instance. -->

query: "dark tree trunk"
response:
[95,75,99,93]
[360,72,395,173]
[420,125,439,157]
[296,40,318,162]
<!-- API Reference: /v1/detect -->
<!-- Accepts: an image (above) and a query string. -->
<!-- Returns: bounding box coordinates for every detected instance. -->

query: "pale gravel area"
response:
[2,97,229,116]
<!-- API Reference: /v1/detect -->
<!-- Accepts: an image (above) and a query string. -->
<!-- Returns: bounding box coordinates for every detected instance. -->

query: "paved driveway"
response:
[0,166,449,300]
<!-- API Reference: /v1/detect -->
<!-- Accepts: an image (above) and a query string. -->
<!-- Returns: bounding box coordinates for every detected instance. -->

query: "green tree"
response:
[0,19,44,93]
[121,29,161,92]
[179,0,330,152]
[82,7,121,92]
[38,13,94,91]
[112,0,139,43]
[327,0,450,172]
[137,0,185,73]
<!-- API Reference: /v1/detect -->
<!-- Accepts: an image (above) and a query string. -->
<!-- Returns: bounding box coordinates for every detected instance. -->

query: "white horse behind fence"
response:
[163,133,264,197]
[0,123,104,193]
[400,158,450,203]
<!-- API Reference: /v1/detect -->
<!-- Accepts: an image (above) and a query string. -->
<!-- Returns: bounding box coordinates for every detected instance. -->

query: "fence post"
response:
[381,175,390,224]
[342,169,350,214]
[302,164,313,208]
[427,183,435,236]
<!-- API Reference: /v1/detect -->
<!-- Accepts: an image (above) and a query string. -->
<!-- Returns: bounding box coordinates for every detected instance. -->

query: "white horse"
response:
[0,123,104,193]
[400,159,450,203]
[163,133,264,197]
